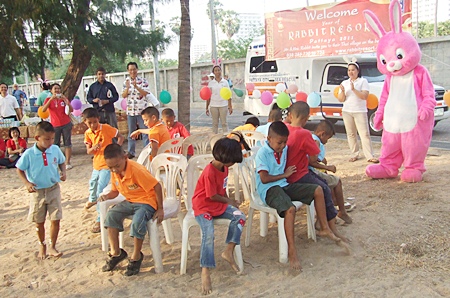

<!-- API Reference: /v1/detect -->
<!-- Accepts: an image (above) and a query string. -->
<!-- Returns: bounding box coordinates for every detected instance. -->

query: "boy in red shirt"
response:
[161,108,193,156]
[192,138,245,295]
[286,101,349,243]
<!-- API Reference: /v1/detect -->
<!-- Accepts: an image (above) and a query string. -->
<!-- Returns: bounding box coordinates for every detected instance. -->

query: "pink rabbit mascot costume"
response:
[363,0,435,183]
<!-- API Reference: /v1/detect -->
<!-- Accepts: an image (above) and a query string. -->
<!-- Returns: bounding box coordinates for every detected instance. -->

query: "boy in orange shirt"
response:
[83,108,124,233]
[99,144,163,276]
[130,107,170,160]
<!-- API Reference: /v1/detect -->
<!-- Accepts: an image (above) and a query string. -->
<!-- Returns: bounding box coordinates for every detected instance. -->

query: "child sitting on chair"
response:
[130,107,170,161]
[99,144,163,276]
[256,108,283,137]
[161,108,193,156]
[232,116,260,131]
[192,138,246,295]
[83,108,125,233]
[308,120,353,224]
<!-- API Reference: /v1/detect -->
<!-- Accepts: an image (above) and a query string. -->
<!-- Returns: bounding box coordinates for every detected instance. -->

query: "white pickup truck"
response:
[244,36,449,136]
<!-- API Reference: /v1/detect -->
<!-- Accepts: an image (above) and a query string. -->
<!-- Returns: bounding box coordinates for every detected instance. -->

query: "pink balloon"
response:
[121,98,127,110]
[246,83,255,92]
[72,109,82,116]
[287,84,298,94]
[260,91,273,105]
[295,91,308,102]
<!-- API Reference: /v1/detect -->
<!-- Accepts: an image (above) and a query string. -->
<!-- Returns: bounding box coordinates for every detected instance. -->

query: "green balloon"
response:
[276,92,291,109]
[233,88,244,97]
[160,90,171,104]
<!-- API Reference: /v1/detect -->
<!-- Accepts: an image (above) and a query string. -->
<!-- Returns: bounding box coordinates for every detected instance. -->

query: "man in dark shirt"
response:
[87,67,119,128]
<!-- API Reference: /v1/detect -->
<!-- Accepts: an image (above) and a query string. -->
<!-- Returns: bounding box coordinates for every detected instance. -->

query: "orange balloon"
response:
[366,94,378,110]
[444,91,450,106]
[38,106,50,119]
[333,86,340,99]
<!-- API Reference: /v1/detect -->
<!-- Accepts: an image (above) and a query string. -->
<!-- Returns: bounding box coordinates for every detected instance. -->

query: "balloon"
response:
[252,89,261,99]
[366,94,378,110]
[333,86,340,99]
[295,91,308,102]
[233,88,244,97]
[72,109,82,117]
[160,90,171,104]
[121,98,128,110]
[74,95,80,100]
[71,99,82,110]
[276,92,291,109]
[260,91,273,105]
[287,84,298,94]
[246,83,255,92]
[275,83,286,93]
[37,106,50,119]
[200,86,212,100]
[220,87,232,100]
[307,92,321,108]
[444,91,450,106]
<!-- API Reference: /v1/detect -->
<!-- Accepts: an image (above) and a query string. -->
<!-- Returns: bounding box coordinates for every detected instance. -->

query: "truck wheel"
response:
[368,109,383,136]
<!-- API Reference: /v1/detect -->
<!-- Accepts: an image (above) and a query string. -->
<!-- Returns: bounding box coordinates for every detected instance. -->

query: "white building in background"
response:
[192,44,208,62]
[234,13,264,40]
[412,0,450,23]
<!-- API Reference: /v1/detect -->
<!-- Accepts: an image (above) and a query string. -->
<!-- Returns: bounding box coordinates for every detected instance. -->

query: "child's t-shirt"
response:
[16,144,66,189]
[286,124,320,183]
[111,159,159,209]
[6,138,27,152]
[0,139,6,158]
[84,124,118,170]
[308,134,325,172]
[233,123,256,131]
[43,97,71,127]
[148,121,170,149]
[167,121,193,155]
[192,163,228,217]
[255,140,289,203]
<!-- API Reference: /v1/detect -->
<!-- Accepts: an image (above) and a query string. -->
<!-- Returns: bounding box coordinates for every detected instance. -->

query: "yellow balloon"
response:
[38,106,50,119]
[220,87,232,100]
[444,91,450,107]
[333,86,340,99]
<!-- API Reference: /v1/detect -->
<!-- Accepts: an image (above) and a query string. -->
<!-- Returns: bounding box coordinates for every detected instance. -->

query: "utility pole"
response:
[209,0,217,62]
[149,0,161,102]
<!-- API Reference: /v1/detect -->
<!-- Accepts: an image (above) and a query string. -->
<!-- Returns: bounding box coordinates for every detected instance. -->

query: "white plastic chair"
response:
[157,137,184,155]
[179,154,244,275]
[241,130,266,148]
[240,154,316,264]
[182,133,212,156]
[209,133,226,149]
[136,143,152,171]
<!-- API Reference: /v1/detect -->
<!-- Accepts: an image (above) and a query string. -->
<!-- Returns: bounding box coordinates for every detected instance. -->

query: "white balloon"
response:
[275,83,286,93]
[252,89,261,99]
[115,98,124,110]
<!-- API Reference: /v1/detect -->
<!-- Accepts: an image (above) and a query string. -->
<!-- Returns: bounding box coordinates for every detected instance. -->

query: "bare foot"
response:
[38,244,47,260]
[317,229,341,243]
[48,247,63,258]
[201,269,212,295]
[221,251,240,273]
[336,240,352,255]
[333,229,351,243]
[337,212,353,224]
[288,247,302,271]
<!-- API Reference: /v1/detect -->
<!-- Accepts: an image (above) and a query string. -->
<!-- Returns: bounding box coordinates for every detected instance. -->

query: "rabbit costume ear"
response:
[217,58,222,65]
[390,0,402,34]
[212,58,216,65]
[363,9,386,39]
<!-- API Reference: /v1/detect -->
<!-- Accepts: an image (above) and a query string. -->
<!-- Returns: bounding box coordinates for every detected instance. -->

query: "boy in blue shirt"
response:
[16,121,66,260]
[255,121,341,271]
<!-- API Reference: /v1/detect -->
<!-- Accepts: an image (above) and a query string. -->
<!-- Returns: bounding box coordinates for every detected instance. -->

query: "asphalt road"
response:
[184,105,450,150]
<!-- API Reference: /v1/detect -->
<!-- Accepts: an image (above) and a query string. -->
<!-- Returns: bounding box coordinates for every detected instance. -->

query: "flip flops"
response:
[367,158,379,163]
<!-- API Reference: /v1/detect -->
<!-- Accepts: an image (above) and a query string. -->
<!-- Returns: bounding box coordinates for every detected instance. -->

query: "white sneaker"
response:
[66,164,73,170]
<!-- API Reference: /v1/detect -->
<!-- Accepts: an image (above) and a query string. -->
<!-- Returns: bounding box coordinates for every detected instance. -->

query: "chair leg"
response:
[149,220,163,273]
[99,203,108,252]
[234,244,244,274]
[260,212,269,237]
[233,165,240,203]
[277,217,288,264]
[162,219,174,245]
[119,231,124,249]
[245,207,254,247]
[180,222,190,275]
[307,202,317,242]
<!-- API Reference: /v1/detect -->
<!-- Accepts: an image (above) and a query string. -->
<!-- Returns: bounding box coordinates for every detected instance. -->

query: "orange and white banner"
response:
[265,0,412,60]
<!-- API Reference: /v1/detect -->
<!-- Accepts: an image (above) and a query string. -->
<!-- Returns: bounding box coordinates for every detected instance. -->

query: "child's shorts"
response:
[104,200,156,239]
[28,183,62,223]
[265,183,317,218]
[313,170,340,188]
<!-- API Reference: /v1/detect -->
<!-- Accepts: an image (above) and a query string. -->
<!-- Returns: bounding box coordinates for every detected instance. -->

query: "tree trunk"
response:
[150,0,161,102]
[178,0,191,130]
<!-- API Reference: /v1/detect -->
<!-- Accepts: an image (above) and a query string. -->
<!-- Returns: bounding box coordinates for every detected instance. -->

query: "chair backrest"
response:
[182,133,212,156]
[157,137,184,155]
[150,153,188,200]
[240,154,265,207]
[240,130,266,148]
[209,133,226,150]
[184,154,214,212]
[136,143,152,170]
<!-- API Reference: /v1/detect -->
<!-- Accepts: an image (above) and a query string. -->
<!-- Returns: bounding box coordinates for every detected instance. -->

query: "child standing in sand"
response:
[83,108,124,233]
[192,138,246,295]
[255,121,341,270]
[16,121,66,259]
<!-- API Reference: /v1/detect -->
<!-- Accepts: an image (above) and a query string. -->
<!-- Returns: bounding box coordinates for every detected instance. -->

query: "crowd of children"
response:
[8,101,359,295]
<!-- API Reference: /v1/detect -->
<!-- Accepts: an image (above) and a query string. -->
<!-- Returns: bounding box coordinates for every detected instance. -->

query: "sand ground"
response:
[1,127,449,297]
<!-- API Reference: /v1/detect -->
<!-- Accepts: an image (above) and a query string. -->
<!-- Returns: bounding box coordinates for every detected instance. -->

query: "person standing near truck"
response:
[206,65,232,133]
[338,62,378,163]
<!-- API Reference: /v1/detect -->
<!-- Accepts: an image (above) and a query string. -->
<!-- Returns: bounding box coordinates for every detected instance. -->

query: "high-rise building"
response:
[234,13,264,40]
[192,44,208,62]
[412,0,450,23]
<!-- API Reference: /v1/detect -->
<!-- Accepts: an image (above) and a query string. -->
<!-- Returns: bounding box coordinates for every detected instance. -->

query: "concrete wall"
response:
[418,36,450,89]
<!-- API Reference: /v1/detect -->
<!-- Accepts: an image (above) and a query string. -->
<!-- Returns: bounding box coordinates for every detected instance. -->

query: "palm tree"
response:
[219,10,241,39]
[178,0,191,129]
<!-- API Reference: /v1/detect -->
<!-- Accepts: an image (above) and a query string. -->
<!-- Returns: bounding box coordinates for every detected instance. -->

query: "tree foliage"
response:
[219,10,240,39]
[217,37,252,60]
[418,21,450,38]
